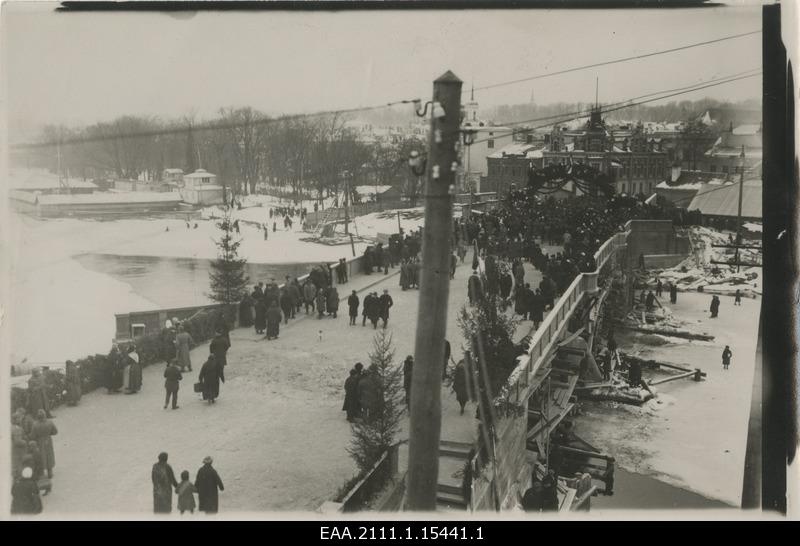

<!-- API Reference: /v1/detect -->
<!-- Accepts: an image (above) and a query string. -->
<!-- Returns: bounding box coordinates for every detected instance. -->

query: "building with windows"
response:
[485,106,668,197]
[460,89,514,193]
[700,124,762,179]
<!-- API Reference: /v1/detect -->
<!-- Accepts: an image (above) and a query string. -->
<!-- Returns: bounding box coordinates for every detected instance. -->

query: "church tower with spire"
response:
[463,83,479,124]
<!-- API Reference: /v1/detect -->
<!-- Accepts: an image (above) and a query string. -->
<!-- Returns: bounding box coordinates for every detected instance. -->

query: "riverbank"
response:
[573,291,759,507]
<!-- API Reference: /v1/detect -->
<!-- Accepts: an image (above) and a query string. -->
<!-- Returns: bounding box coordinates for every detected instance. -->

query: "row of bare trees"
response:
[22,108,428,204]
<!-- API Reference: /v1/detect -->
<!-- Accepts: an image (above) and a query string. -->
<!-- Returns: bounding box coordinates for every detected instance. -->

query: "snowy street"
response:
[37,247,546,515]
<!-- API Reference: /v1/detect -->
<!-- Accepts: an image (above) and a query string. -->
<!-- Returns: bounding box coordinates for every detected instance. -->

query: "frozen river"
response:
[74,253,313,309]
[3,213,349,365]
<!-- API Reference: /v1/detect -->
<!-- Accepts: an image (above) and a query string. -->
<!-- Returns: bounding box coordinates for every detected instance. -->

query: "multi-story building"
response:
[699,123,762,179]
[485,106,668,197]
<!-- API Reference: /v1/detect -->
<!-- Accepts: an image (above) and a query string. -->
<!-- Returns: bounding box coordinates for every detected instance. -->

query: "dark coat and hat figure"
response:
[27,369,53,417]
[266,302,283,340]
[196,456,225,513]
[327,287,340,318]
[65,360,82,406]
[152,452,178,514]
[199,352,224,403]
[453,360,470,415]
[342,368,361,421]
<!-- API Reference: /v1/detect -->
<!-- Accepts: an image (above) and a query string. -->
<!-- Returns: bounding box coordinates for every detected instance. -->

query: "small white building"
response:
[180,169,224,205]
[163,168,184,186]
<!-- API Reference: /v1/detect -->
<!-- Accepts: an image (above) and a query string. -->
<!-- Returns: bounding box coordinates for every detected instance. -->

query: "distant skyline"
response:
[3,4,761,138]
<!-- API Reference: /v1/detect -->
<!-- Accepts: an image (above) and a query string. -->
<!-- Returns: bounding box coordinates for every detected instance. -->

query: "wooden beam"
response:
[649,370,697,386]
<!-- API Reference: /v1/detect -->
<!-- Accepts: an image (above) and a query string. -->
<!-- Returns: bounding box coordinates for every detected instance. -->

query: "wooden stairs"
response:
[435,440,472,510]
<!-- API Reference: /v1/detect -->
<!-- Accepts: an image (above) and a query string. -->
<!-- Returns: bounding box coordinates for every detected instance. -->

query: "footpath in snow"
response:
[35,245,550,516]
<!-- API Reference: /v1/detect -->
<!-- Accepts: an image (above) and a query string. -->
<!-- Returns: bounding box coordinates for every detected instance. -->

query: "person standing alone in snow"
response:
[722,346,732,370]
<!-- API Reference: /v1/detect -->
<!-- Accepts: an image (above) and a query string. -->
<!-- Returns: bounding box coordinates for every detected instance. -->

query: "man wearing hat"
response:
[196,456,225,514]
[378,289,394,329]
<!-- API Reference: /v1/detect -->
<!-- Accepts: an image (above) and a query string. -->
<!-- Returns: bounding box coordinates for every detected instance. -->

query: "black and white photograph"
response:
[0,1,796,520]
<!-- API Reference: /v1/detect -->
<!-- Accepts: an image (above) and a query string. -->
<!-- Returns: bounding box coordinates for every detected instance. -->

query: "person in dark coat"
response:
[357,365,381,421]
[378,289,393,328]
[722,345,732,370]
[521,480,544,512]
[152,452,178,514]
[734,289,742,306]
[265,301,283,340]
[450,252,457,280]
[403,355,414,406]
[348,291,359,326]
[209,330,231,375]
[362,292,373,326]
[327,286,340,318]
[499,269,513,303]
[254,298,267,335]
[468,270,483,305]
[655,278,663,297]
[11,467,42,515]
[289,279,302,316]
[196,456,224,514]
[238,294,254,328]
[106,344,123,394]
[530,289,545,329]
[540,470,560,511]
[163,361,182,410]
[710,295,720,318]
[199,353,223,403]
[27,369,53,418]
[343,369,361,421]
[367,292,381,328]
[280,289,293,325]
[64,360,82,406]
[669,283,678,304]
[453,360,469,415]
[645,291,656,311]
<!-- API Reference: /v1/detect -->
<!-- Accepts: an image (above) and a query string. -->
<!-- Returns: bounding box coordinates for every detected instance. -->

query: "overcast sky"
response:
[2,3,761,135]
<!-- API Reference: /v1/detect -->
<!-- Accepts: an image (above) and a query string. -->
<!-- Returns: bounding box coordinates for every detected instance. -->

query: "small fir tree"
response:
[208,210,250,310]
[347,330,406,474]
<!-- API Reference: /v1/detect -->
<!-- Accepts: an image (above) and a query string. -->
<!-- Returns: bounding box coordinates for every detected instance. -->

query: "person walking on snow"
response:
[348,290,359,326]
[709,295,720,318]
[196,457,224,514]
[152,452,178,514]
[163,360,182,410]
[734,289,742,306]
[379,289,394,329]
[722,345,732,370]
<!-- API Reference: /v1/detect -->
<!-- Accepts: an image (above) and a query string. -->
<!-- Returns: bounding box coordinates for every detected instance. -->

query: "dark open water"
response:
[75,253,314,309]
[593,469,735,510]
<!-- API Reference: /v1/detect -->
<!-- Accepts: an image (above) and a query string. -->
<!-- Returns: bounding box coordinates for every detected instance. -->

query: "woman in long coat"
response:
[196,457,225,513]
[199,353,223,404]
[238,294,254,328]
[127,348,142,394]
[175,325,195,372]
[11,467,42,515]
[30,410,57,478]
[152,452,178,514]
[64,360,82,406]
[265,301,282,340]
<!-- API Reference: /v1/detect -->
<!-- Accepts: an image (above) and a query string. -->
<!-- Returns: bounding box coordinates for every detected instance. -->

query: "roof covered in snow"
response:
[732,124,760,136]
[488,143,541,159]
[687,180,762,219]
[184,169,216,179]
[24,191,184,205]
[354,185,394,197]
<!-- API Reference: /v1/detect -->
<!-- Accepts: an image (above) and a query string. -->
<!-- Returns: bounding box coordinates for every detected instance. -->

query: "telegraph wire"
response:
[468,30,761,95]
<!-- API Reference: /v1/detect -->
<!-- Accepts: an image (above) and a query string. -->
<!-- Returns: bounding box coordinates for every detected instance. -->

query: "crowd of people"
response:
[10,407,58,514]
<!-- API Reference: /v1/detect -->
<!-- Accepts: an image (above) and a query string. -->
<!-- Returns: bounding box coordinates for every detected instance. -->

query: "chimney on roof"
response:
[671,164,681,183]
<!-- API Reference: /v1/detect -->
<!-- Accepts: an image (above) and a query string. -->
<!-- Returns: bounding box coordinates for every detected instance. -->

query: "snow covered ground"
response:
[575,291,760,507]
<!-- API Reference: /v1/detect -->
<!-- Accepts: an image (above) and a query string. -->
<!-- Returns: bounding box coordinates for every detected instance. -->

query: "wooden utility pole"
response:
[406,70,462,511]
[344,171,350,235]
